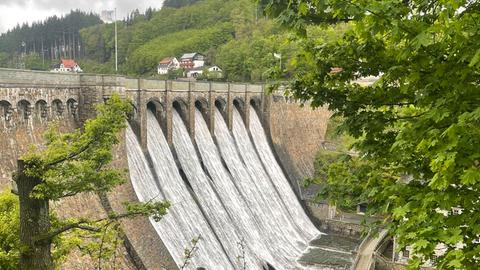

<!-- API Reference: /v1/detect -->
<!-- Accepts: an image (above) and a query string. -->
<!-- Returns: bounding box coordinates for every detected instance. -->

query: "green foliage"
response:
[195,67,225,81]
[10,94,170,268]
[80,0,245,69]
[0,190,84,269]
[127,24,235,75]
[77,0,287,80]
[0,191,20,270]
[215,20,295,82]
[180,236,201,270]
[323,116,355,151]
[309,153,372,212]
[124,201,171,222]
[0,10,102,64]
[167,68,185,80]
[23,94,132,200]
[163,0,199,8]
[78,59,115,74]
[262,0,480,268]
[24,54,46,71]
[0,52,8,68]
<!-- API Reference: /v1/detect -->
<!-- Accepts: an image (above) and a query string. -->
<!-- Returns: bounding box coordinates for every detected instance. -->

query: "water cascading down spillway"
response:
[125,103,322,269]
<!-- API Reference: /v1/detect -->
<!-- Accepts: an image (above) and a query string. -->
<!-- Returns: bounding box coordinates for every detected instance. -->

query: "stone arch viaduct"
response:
[0,68,332,269]
[0,68,270,150]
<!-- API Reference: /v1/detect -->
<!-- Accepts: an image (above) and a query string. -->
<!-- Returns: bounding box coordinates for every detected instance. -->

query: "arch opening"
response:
[147,99,165,120]
[35,100,48,119]
[195,98,209,123]
[67,98,78,116]
[214,98,227,123]
[250,97,261,111]
[233,98,245,112]
[172,98,189,128]
[147,99,167,135]
[0,100,13,121]
[263,262,276,270]
[214,98,226,111]
[194,99,208,112]
[17,100,32,120]
[52,99,64,116]
[233,97,246,123]
[249,97,262,119]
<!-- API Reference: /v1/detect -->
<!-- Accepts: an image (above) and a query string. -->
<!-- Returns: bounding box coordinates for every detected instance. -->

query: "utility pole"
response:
[115,8,118,73]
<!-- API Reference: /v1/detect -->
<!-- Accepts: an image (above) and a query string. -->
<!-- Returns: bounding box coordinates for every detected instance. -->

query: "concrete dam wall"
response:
[0,68,335,269]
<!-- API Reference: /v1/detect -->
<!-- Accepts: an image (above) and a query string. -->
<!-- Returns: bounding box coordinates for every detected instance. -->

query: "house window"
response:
[403,250,410,258]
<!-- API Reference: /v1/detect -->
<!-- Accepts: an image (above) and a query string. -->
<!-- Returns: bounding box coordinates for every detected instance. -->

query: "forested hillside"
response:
[81,0,254,75]
[0,0,298,82]
[163,0,200,8]
[0,11,102,69]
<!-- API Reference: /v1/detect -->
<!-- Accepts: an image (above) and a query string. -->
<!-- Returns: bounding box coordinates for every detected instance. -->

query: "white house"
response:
[51,59,83,73]
[179,53,205,70]
[208,65,222,73]
[207,65,223,79]
[157,57,180,75]
[186,67,204,78]
[186,65,223,79]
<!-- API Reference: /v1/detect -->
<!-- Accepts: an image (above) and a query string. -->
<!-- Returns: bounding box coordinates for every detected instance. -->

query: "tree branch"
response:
[35,210,146,244]
[45,139,94,167]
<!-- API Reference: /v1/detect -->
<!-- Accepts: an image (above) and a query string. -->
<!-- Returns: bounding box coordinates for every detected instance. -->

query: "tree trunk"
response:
[17,159,53,270]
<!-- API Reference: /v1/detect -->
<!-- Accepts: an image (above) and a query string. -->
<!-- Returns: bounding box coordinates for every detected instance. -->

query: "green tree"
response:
[163,0,199,8]
[0,52,9,68]
[0,191,20,270]
[127,24,234,75]
[12,94,169,269]
[24,54,45,71]
[261,0,480,269]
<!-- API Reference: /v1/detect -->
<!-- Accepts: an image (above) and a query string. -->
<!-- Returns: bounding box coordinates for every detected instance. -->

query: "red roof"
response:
[159,57,173,65]
[61,59,77,69]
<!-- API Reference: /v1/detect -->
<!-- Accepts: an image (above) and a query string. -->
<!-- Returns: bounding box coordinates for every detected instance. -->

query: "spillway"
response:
[126,106,323,269]
[172,109,260,269]
[249,105,319,239]
[194,108,277,268]
[126,112,234,269]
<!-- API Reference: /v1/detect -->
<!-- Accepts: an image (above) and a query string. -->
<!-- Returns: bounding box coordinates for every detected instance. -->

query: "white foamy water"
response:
[173,109,260,269]
[215,107,320,269]
[194,108,274,268]
[249,105,318,239]
[126,107,324,269]
[126,112,233,269]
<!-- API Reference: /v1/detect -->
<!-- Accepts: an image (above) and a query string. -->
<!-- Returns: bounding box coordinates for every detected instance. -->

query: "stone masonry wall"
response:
[1,68,337,269]
[0,114,177,269]
[0,118,136,269]
[268,95,332,200]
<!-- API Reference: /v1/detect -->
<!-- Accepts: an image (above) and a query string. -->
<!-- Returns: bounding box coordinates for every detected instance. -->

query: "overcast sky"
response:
[0,0,165,34]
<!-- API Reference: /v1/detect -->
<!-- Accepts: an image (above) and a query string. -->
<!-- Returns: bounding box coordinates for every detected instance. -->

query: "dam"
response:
[0,68,356,269]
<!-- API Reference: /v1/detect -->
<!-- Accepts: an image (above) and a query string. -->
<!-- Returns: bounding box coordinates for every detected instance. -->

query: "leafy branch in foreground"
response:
[11,94,170,269]
[180,236,201,270]
[262,0,480,268]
